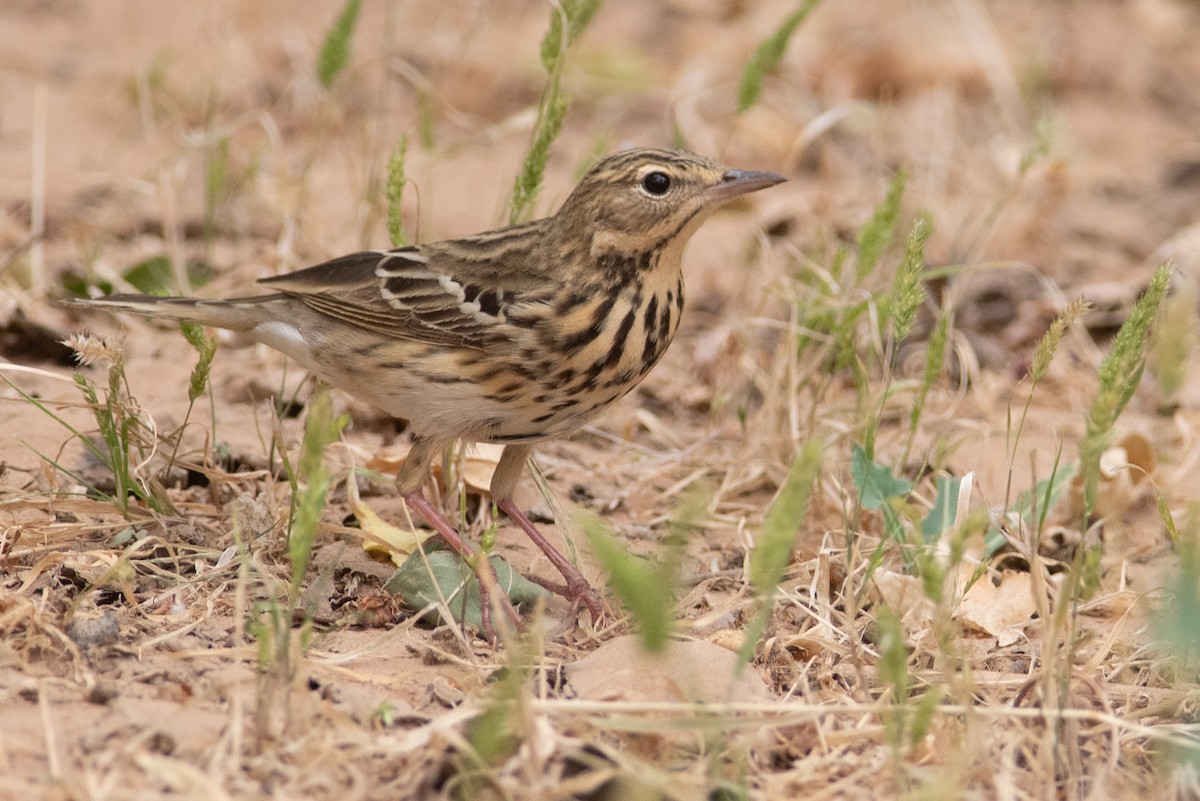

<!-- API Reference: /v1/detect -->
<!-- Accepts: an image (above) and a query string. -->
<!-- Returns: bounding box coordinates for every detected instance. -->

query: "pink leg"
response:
[495,497,604,625]
[403,490,522,639]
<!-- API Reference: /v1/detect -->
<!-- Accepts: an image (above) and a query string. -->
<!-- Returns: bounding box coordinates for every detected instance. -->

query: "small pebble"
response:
[65,611,120,650]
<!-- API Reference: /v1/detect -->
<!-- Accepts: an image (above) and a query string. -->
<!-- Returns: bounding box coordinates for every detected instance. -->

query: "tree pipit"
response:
[69,147,784,638]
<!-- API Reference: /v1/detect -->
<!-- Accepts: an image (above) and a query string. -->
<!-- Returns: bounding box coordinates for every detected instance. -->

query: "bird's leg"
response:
[398,438,522,639]
[491,444,604,624]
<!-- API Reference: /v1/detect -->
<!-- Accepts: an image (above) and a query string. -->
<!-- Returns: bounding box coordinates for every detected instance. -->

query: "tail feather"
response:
[65,294,280,332]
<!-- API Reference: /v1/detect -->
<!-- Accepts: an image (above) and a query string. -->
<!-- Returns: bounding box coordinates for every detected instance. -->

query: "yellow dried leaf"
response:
[347,475,433,565]
[368,442,504,496]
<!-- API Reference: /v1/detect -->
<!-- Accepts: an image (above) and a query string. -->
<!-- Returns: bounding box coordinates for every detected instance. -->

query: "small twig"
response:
[525,697,1200,753]
[0,362,77,384]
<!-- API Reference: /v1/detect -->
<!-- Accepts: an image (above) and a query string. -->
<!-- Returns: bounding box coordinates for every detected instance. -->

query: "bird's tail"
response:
[64,294,280,332]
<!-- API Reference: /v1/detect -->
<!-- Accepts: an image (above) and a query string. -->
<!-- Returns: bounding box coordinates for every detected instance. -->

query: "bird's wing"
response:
[258,233,550,350]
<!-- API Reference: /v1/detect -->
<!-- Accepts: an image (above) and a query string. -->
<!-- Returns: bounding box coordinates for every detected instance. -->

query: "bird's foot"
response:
[528,573,604,625]
[496,497,604,628]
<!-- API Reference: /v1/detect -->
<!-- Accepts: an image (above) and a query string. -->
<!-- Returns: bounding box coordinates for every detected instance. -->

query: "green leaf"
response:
[316,0,363,88]
[851,443,912,510]
[920,476,961,543]
[122,255,212,295]
[384,549,550,628]
[122,255,170,293]
[61,272,113,297]
[1157,507,1200,666]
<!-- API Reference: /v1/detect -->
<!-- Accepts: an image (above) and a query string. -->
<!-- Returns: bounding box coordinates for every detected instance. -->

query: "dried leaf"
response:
[461,443,505,494]
[1114,431,1155,484]
[1069,431,1157,519]
[366,442,504,496]
[365,442,413,475]
[958,571,1036,647]
[871,569,936,636]
[348,474,434,564]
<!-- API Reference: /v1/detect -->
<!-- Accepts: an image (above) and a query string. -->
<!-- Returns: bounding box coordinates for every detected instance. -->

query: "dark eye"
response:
[641,171,670,195]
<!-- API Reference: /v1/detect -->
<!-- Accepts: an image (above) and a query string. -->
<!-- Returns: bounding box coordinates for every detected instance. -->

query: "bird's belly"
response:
[309,362,510,435]
[312,360,640,445]
[292,277,682,443]
[478,351,671,444]
[295,350,566,443]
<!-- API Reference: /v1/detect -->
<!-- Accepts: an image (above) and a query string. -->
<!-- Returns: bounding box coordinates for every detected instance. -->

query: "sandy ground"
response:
[3,1,1200,799]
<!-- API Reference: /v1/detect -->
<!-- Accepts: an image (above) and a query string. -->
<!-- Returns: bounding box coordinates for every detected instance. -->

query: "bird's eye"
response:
[641,171,671,196]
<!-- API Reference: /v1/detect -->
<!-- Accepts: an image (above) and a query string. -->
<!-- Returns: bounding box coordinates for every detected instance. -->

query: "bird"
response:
[68,147,785,638]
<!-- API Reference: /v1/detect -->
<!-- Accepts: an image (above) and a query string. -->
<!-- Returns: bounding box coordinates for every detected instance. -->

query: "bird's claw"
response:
[530,574,604,627]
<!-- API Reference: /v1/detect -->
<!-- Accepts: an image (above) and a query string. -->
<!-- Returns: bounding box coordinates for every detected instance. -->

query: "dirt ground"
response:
[3,1,1200,799]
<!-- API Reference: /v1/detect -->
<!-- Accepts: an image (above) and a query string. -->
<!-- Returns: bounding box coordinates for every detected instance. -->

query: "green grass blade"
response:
[749,441,822,594]
[1080,263,1170,513]
[203,135,230,245]
[737,0,821,113]
[509,0,600,224]
[539,0,601,68]
[1156,504,1200,664]
[857,169,906,281]
[579,512,674,651]
[736,442,822,672]
[317,0,363,88]
[386,134,410,247]
[887,213,930,346]
[179,322,217,405]
[288,388,350,603]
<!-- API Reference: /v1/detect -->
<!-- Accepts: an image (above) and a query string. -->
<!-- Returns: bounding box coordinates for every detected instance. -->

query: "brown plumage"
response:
[70,147,784,637]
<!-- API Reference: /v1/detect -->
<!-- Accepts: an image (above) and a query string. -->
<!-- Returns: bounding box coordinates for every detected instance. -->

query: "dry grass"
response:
[3,1,1200,799]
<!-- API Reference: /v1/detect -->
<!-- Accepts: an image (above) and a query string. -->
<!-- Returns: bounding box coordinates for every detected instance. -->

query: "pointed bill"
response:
[705,168,786,203]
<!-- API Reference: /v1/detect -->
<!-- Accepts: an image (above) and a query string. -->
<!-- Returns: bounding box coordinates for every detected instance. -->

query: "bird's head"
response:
[552,147,784,277]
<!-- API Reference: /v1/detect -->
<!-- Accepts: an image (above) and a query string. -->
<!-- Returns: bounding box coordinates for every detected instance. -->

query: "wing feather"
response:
[256,229,553,350]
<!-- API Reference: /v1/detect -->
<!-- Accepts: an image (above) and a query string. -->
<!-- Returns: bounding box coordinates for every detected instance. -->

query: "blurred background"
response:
[4,0,1200,490]
[3,2,1200,798]
[4,0,1197,291]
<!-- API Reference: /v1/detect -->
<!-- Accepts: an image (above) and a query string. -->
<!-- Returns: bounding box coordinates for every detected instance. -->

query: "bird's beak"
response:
[706,169,786,203]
